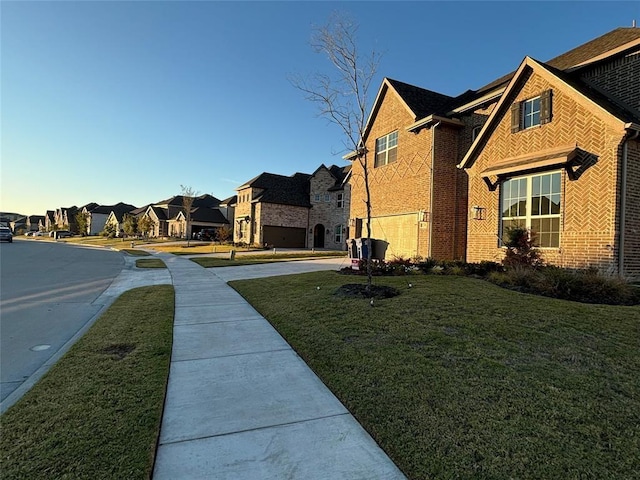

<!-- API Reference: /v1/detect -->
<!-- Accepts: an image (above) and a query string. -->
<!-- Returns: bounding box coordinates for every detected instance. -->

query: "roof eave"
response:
[406,114,464,133]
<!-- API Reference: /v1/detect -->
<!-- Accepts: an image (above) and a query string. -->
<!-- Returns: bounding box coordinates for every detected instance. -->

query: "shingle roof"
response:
[157,194,220,208]
[220,195,237,206]
[190,207,229,224]
[241,172,312,208]
[467,27,640,104]
[386,78,456,117]
[91,202,137,215]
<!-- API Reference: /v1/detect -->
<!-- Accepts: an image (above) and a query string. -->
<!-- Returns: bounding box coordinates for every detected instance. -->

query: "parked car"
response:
[196,229,217,241]
[53,230,72,239]
[0,227,13,243]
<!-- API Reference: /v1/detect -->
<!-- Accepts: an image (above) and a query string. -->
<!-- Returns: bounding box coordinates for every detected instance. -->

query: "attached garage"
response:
[370,214,419,259]
[263,225,306,248]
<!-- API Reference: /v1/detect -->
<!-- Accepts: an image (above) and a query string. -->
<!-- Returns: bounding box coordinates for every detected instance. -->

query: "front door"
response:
[313,224,325,248]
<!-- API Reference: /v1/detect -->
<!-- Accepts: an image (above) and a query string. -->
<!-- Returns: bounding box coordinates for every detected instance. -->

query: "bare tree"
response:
[180,185,199,247]
[291,13,381,291]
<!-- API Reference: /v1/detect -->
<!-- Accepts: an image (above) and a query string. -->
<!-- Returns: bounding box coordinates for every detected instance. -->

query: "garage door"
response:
[263,226,306,248]
[370,214,418,259]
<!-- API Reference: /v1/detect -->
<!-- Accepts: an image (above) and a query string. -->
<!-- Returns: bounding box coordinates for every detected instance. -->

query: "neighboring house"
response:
[105,204,144,236]
[235,172,311,247]
[43,211,55,231]
[346,78,469,260]
[309,164,351,249]
[26,215,45,232]
[234,165,351,248]
[139,194,225,238]
[54,206,79,232]
[460,29,640,279]
[346,26,640,278]
[10,216,27,234]
[84,202,136,235]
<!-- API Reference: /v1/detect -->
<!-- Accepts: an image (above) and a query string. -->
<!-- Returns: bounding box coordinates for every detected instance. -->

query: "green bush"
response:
[502,226,543,268]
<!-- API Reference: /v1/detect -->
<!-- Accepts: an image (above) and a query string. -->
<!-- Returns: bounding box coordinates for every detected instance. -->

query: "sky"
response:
[2,1,639,216]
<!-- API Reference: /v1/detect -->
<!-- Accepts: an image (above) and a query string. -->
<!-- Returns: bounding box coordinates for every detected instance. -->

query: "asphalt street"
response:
[0,239,124,403]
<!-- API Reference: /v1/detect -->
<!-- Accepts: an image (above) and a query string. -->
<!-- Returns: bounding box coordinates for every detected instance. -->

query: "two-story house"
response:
[347,26,640,278]
[234,164,351,249]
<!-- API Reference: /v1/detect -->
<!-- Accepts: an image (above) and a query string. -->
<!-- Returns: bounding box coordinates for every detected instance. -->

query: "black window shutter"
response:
[510,102,521,133]
[540,89,552,124]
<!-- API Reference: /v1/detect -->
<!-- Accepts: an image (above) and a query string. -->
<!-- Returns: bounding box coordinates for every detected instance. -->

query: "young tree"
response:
[291,13,381,291]
[180,185,199,247]
[122,213,138,237]
[75,211,89,236]
[138,215,156,239]
[215,225,232,244]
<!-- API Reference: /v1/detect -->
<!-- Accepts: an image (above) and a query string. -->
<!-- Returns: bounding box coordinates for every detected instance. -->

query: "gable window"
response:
[314,194,321,202]
[511,90,552,132]
[337,193,344,209]
[324,193,331,202]
[375,131,398,167]
[334,224,344,244]
[500,171,561,247]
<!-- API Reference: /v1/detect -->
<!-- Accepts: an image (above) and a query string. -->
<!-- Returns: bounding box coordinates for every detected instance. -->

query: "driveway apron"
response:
[153,254,405,479]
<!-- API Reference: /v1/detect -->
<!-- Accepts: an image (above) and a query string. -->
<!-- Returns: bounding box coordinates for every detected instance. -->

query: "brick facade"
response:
[308,166,351,250]
[349,85,468,260]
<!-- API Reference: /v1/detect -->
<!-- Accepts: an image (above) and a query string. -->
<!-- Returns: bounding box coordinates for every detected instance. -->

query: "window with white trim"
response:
[522,96,541,129]
[375,131,398,167]
[500,171,561,247]
[337,193,344,209]
[324,193,331,202]
[314,194,321,202]
[334,224,344,244]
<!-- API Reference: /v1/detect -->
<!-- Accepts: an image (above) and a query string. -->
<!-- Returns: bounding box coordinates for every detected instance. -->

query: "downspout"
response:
[429,121,441,258]
[619,128,640,277]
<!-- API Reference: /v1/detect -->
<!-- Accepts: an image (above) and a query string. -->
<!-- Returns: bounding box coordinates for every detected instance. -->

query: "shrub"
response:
[465,261,504,277]
[416,258,437,274]
[502,227,543,268]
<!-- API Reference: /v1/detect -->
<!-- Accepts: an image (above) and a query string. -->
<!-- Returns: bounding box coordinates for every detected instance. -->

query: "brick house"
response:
[346,78,469,260]
[234,165,350,248]
[460,29,640,278]
[347,26,640,278]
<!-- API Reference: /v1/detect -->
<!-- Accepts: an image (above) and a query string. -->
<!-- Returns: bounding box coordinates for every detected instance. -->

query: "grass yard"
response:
[146,243,243,254]
[192,251,348,268]
[230,272,640,480]
[135,258,167,268]
[0,285,174,479]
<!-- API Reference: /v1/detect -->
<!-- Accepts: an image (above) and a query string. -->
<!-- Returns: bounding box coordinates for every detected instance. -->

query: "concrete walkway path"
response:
[152,254,406,479]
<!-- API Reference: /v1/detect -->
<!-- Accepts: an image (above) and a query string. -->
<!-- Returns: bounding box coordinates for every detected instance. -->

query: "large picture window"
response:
[375,131,398,167]
[501,171,561,247]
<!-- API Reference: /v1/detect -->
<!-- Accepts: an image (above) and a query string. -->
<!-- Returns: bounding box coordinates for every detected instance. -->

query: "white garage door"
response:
[370,214,419,260]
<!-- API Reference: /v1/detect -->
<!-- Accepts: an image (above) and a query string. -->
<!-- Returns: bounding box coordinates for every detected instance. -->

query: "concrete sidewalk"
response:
[152,254,406,479]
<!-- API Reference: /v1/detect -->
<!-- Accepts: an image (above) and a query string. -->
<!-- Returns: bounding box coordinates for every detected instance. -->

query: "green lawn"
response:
[230,272,640,480]
[0,285,174,479]
[135,258,167,268]
[192,251,348,267]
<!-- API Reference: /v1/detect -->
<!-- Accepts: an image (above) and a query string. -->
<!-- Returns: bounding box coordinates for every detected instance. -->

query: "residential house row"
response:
[344,26,640,279]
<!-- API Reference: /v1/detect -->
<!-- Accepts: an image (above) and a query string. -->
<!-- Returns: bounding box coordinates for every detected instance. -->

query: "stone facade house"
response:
[234,165,350,248]
[347,26,640,278]
[309,164,351,249]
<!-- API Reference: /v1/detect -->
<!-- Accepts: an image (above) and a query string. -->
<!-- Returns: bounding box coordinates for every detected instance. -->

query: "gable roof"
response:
[238,172,312,208]
[190,207,229,224]
[458,27,640,110]
[459,55,635,170]
[220,195,237,206]
[156,194,220,208]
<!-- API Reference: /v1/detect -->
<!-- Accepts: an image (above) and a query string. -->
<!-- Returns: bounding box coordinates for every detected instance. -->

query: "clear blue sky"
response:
[2,1,639,216]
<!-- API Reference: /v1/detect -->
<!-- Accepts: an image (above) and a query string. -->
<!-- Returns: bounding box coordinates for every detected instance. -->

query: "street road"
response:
[0,239,124,403]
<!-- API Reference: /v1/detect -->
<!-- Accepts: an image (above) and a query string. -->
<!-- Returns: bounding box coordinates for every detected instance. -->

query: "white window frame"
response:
[522,96,541,129]
[314,194,321,202]
[324,193,331,202]
[500,171,561,248]
[375,131,398,167]
[337,193,344,209]
[334,224,344,244]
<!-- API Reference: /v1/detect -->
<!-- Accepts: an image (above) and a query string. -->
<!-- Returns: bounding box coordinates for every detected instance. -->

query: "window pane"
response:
[542,175,550,195]
[532,196,540,215]
[387,147,397,164]
[388,131,398,147]
[532,176,540,196]
[376,137,386,152]
[532,97,541,112]
[551,173,560,193]
[550,194,560,214]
